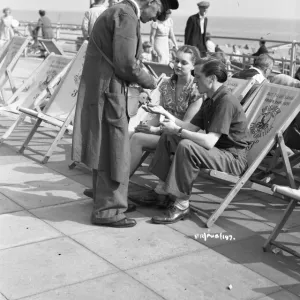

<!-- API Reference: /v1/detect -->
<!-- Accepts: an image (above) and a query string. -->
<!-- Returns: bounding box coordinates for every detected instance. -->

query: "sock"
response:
[154,179,168,195]
[174,199,189,210]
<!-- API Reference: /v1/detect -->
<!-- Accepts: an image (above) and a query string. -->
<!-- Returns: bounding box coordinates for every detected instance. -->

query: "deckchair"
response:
[39,38,65,56]
[190,82,300,227]
[263,184,300,258]
[0,55,71,144]
[17,42,87,164]
[0,53,71,113]
[224,77,256,102]
[0,36,31,101]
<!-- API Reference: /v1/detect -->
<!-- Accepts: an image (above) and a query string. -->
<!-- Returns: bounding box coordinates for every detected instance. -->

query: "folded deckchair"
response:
[1,53,71,113]
[16,42,87,164]
[190,82,300,227]
[0,36,31,101]
[224,77,256,102]
[39,38,65,56]
[0,54,72,143]
[263,184,300,258]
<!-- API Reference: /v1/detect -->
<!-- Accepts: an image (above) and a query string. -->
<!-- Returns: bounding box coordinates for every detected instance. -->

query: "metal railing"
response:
[17,21,299,77]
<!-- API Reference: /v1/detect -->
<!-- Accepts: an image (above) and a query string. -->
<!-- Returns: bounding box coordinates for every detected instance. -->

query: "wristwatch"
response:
[177,127,183,137]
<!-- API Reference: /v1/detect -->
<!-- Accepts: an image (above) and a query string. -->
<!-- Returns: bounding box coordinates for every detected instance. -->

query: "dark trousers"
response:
[149,134,248,200]
[92,169,129,223]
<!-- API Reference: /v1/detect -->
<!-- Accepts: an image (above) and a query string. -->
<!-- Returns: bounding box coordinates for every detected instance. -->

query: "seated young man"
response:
[146,59,252,224]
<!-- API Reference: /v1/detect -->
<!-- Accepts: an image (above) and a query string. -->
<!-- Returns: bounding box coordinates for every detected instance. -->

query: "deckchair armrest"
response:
[272,185,300,201]
[18,107,38,117]
[201,169,240,183]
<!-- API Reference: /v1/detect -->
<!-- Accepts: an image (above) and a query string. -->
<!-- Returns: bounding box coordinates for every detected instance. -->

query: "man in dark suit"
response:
[184,1,210,57]
[253,37,269,57]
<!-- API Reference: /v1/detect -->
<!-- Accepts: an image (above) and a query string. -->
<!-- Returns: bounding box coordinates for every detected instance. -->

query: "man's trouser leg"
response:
[92,169,129,223]
[150,134,247,200]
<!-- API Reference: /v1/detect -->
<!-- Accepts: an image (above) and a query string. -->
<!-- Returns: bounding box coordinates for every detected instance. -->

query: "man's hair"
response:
[253,54,274,72]
[142,41,152,50]
[195,59,228,83]
[260,37,266,45]
[39,10,46,16]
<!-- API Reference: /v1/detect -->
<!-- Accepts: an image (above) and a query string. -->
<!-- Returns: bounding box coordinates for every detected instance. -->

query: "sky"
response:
[6,0,300,19]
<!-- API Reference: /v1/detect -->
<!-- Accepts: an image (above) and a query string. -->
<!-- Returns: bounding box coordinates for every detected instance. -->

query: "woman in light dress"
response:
[150,10,177,64]
[0,8,19,47]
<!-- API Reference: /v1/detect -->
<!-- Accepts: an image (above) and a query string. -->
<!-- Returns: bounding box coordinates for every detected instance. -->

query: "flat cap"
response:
[197,1,210,8]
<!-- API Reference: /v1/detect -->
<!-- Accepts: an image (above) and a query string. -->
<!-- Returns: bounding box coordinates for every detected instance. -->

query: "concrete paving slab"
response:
[0,211,61,250]
[127,250,280,300]
[21,272,164,300]
[0,237,117,300]
[214,235,300,288]
[69,173,92,188]
[0,161,62,185]
[47,161,86,177]
[0,192,23,214]
[239,202,300,230]
[0,294,7,300]
[287,284,300,298]
[257,290,300,300]
[29,199,99,235]
[71,213,206,271]
[0,177,88,210]
[167,209,274,248]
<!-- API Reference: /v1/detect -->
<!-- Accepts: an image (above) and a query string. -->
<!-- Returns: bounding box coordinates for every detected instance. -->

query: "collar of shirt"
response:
[208,84,228,102]
[127,0,141,19]
[198,14,205,20]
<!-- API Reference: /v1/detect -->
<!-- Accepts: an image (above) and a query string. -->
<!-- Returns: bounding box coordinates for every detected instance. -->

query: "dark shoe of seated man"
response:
[151,204,190,224]
[91,213,137,228]
[84,188,136,213]
[128,189,172,208]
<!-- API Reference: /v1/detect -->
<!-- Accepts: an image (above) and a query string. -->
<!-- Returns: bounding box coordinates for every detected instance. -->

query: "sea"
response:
[12,10,300,48]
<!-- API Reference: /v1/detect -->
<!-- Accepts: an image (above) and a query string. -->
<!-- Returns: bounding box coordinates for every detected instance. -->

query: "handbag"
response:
[91,35,141,117]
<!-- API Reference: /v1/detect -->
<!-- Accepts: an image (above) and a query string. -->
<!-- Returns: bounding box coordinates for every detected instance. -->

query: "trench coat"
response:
[72,0,156,184]
[184,14,208,55]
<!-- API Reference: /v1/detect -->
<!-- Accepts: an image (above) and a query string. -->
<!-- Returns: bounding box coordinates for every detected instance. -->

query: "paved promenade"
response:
[0,58,300,299]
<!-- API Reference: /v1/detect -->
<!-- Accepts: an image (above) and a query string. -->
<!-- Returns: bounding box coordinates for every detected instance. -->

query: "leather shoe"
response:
[91,216,137,228]
[151,205,190,224]
[129,189,169,207]
[84,188,93,199]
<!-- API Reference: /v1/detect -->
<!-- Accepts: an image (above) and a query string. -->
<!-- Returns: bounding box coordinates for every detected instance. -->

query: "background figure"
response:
[0,8,19,46]
[150,10,177,64]
[205,32,215,53]
[231,44,242,63]
[82,0,107,39]
[140,41,153,62]
[185,1,209,57]
[35,10,54,39]
[253,37,268,57]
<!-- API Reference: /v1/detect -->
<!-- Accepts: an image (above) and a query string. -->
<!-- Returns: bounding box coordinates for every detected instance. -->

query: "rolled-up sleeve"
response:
[113,13,156,89]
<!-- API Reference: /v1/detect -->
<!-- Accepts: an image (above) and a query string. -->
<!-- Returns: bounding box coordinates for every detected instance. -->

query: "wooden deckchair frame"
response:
[17,42,87,164]
[1,53,71,111]
[0,61,71,144]
[225,77,256,103]
[0,36,31,102]
[39,38,65,56]
[262,148,300,258]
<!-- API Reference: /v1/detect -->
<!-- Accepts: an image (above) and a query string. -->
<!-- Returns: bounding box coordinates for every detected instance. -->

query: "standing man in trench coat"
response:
[72,0,179,228]
[184,1,210,57]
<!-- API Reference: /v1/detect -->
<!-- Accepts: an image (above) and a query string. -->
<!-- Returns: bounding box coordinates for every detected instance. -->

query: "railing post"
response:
[56,23,61,41]
[289,40,296,77]
[281,57,285,74]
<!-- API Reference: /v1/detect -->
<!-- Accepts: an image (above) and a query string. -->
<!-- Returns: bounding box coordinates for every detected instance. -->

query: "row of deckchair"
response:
[1,37,299,258]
